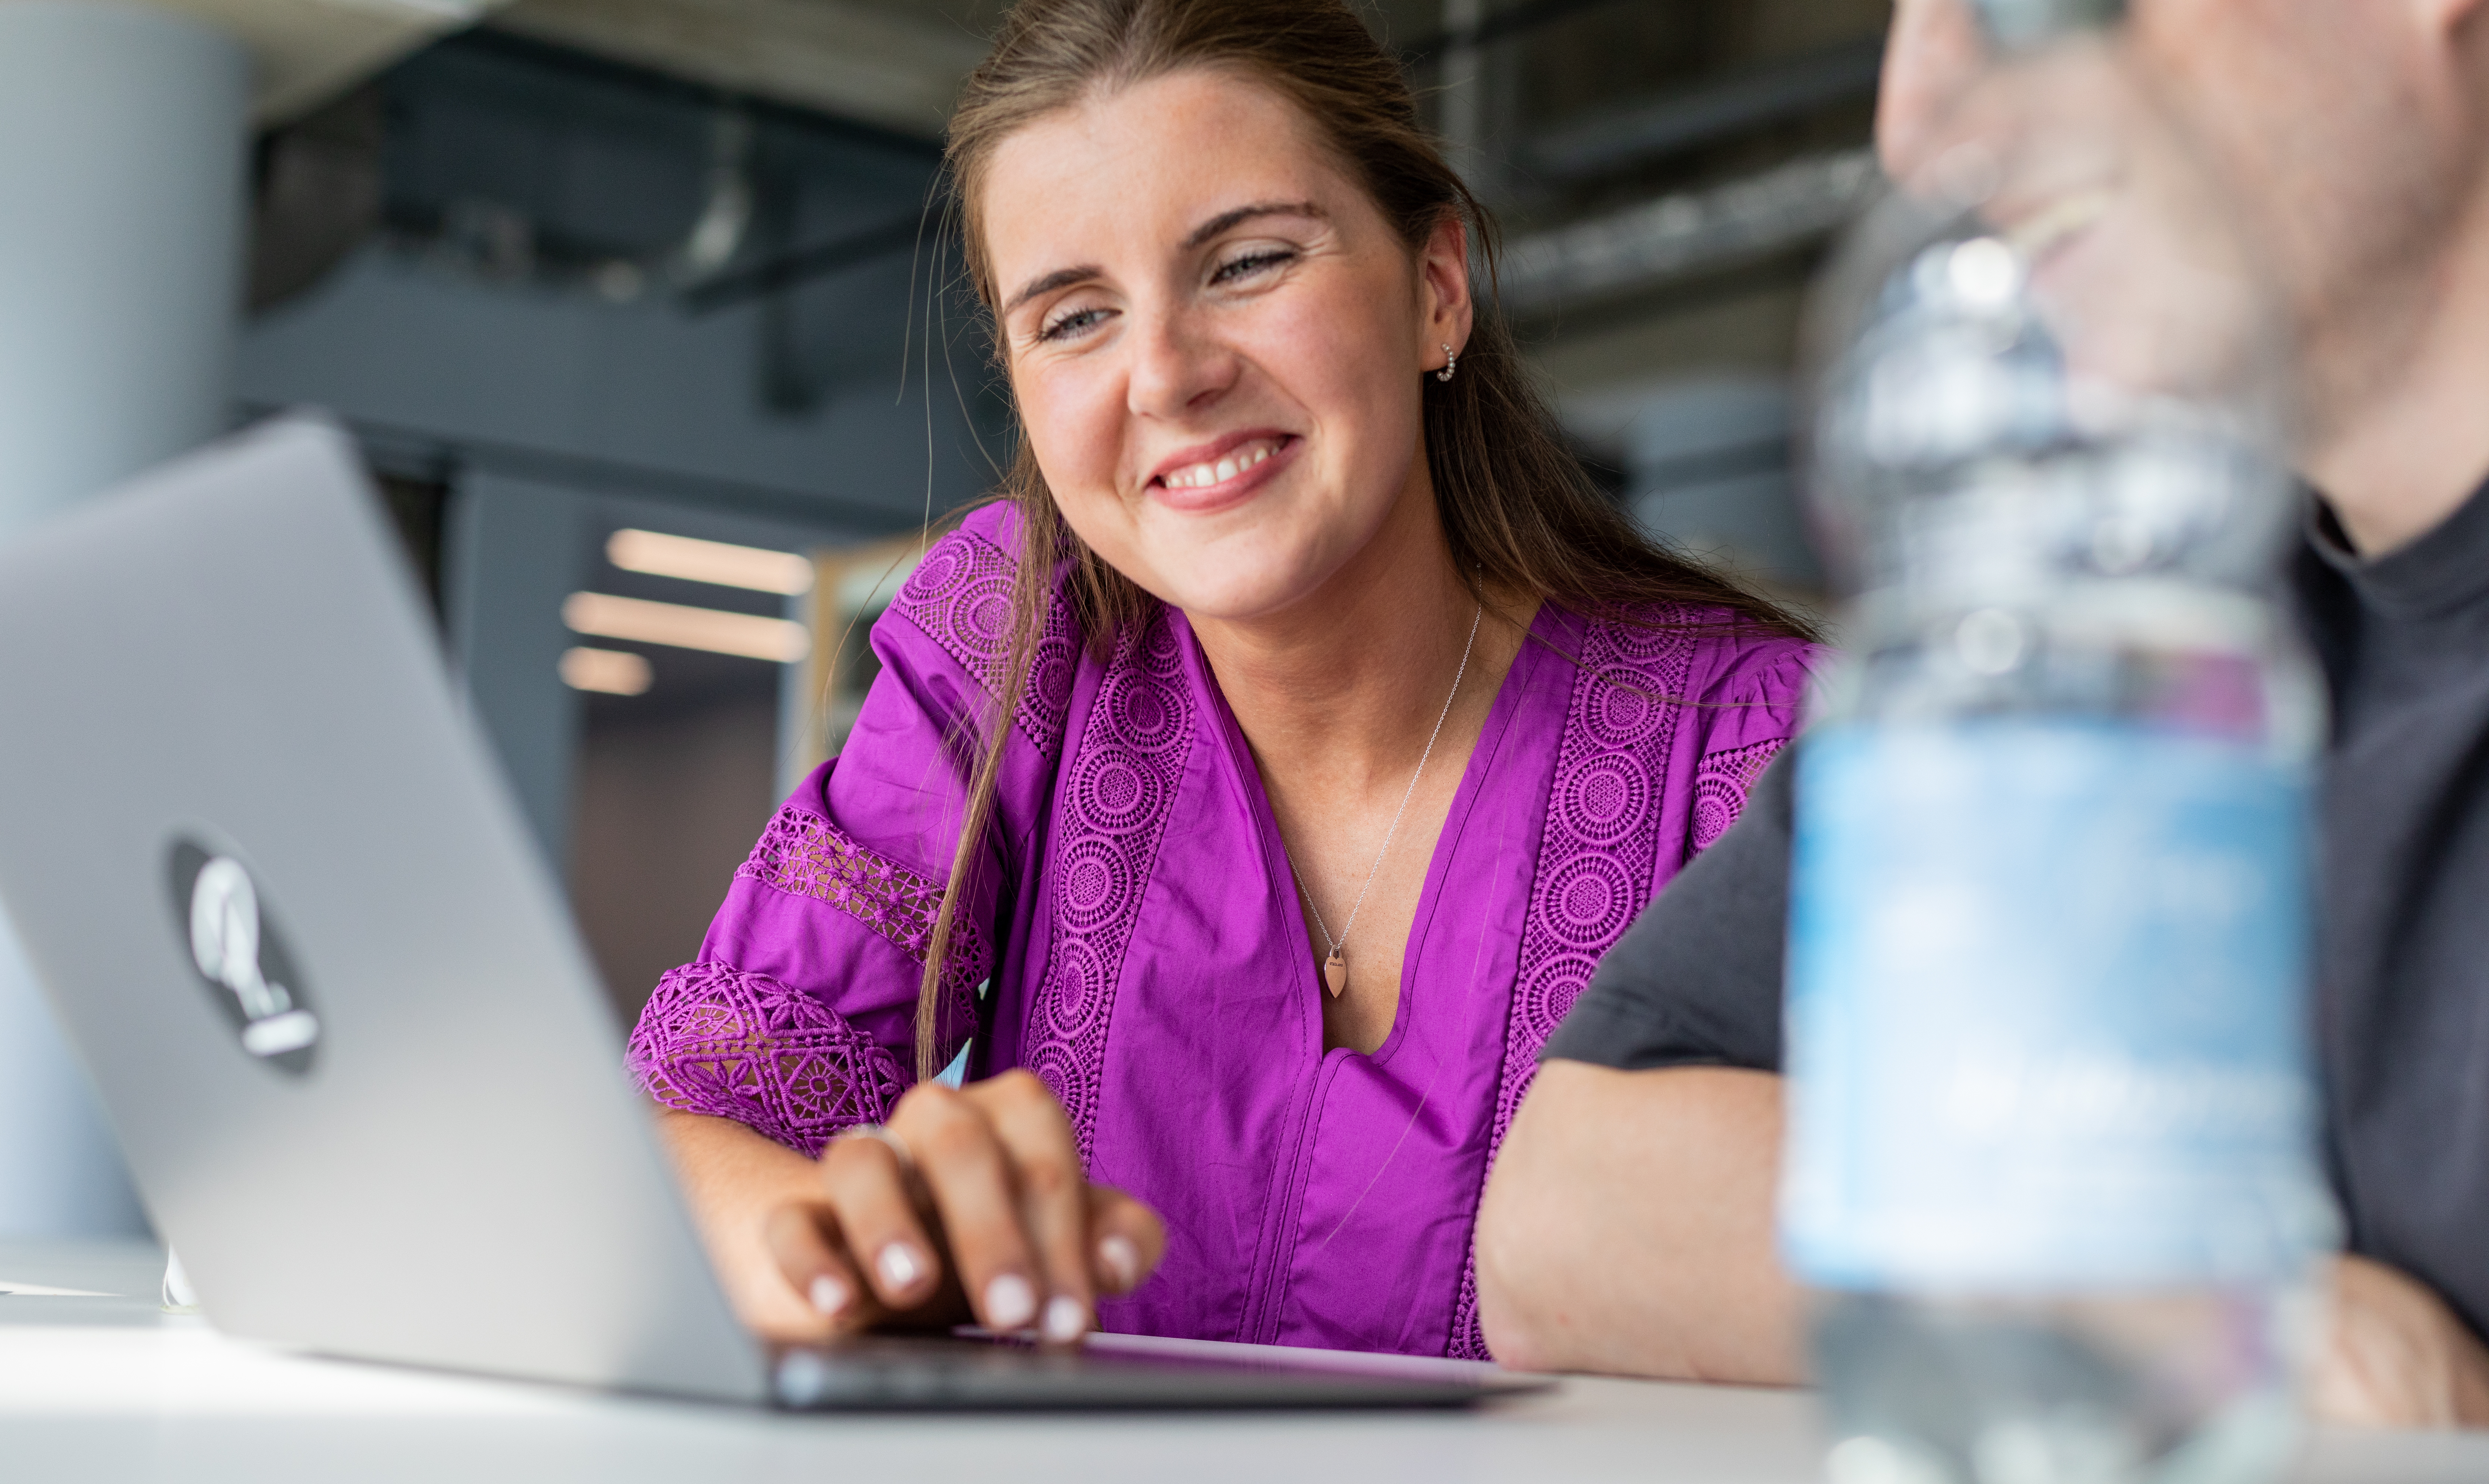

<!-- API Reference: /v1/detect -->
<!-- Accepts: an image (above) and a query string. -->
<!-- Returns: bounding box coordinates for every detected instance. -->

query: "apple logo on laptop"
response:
[166,840,321,1074]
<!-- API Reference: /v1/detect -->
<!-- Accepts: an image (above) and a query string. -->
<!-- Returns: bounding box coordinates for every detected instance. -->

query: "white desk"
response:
[4,1242,2485,1484]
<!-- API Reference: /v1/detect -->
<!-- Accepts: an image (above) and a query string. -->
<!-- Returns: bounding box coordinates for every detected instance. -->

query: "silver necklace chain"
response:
[1286,600,1485,964]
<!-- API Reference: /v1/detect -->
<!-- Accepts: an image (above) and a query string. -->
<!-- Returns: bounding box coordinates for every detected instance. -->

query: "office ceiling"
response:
[76,0,506,123]
[233,0,1895,331]
[485,0,995,137]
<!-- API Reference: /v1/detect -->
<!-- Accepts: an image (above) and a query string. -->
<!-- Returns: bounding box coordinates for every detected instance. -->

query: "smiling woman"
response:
[626,0,1822,1362]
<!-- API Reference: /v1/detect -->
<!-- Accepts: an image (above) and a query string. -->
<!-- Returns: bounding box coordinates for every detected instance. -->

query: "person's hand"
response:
[2310,1254,2489,1429]
[764,1069,1166,1345]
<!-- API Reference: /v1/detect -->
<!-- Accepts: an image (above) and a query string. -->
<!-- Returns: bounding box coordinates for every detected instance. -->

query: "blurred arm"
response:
[2314,1253,2489,1429]
[1478,746,1804,1377]
[1475,1061,1806,1382]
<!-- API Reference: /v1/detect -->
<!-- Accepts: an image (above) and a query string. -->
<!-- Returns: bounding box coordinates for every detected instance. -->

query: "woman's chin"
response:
[1133,560,1334,627]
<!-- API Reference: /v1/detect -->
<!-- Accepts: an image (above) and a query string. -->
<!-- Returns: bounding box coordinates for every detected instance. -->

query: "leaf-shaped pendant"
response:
[1323,951,1348,999]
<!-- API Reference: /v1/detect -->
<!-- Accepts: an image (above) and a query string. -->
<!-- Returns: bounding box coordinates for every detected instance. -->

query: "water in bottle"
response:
[1781,4,2339,1483]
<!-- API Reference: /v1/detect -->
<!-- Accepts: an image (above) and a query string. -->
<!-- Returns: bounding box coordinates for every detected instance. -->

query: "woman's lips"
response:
[1147,434,1300,513]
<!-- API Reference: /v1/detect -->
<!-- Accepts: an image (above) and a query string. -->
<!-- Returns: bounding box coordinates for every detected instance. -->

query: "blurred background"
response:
[0,0,1887,1237]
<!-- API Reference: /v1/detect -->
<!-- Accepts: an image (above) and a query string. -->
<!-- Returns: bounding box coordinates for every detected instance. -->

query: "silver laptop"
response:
[0,414,1545,1411]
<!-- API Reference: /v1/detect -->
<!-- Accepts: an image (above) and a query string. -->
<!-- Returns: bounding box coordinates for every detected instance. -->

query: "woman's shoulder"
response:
[1568,601,1821,705]
[873,501,1083,752]
[1552,603,1818,783]
[889,502,1041,621]
[1679,610,1820,710]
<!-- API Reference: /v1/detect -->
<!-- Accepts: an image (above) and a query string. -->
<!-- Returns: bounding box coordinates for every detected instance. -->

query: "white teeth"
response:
[1162,439,1281,489]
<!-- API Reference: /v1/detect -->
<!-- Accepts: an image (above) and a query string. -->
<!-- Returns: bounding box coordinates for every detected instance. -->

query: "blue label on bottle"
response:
[1781,722,2336,1290]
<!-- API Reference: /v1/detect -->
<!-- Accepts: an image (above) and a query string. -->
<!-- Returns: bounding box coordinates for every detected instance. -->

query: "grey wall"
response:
[238,242,998,531]
[0,1,251,1240]
[445,472,587,869]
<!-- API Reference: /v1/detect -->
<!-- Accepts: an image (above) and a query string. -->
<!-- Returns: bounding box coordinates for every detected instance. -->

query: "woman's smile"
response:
[1146,431,1302,512]
[981,66,1445,622]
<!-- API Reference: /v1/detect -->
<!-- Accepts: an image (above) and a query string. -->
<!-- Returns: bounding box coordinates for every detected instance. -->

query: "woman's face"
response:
[980,67,1471,623]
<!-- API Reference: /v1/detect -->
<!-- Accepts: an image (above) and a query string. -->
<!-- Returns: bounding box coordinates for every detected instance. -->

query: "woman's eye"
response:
[1037,306,1109,343]
[1211,249,1296,285]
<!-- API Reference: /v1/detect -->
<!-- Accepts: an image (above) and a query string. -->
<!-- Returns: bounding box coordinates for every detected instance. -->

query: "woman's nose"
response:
[1124,306,1238,419]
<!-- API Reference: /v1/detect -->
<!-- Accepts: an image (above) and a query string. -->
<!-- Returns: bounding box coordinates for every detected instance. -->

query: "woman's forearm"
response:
[652,1110,833,1340]
[1474,1062,1806,1382]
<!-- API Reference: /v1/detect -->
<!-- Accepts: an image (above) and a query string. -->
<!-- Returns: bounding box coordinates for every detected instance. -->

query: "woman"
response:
[629,0,1816,1360]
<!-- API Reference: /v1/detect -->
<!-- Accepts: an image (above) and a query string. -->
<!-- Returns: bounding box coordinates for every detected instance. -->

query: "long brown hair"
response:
[908,0,1815,1081]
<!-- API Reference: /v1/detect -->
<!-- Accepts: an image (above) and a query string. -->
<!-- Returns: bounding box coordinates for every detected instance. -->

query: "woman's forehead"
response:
[980,69,1352,270]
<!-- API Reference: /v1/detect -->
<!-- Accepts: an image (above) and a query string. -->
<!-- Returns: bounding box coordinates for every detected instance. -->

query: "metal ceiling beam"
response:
[487,0,989,139]
[1529,35,1884,180]
[1393,0,1635,67]
[681,212,928,315]
[1497,147,1880,316]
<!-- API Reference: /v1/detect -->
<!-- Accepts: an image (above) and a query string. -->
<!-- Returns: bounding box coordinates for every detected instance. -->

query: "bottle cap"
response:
[1971,0,2126,50]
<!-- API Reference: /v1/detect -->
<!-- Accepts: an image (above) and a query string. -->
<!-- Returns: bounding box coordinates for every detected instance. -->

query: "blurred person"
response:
[630,0,1816,1358]
[1475,0,2489,1429]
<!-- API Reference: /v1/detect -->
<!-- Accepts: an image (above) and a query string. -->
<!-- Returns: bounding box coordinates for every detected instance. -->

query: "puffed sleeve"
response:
[624,510,1077,1155]
[1683,635,1814,854]
[1546,631,1815,1073]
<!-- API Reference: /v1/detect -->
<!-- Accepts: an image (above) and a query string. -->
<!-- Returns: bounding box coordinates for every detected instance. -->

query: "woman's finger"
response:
[974,1069,1095,1343]
[818,1124,946,1312]
[761,1201,873,1333]
[1086,1183,1169,1298]
[886,1083,1047,1334]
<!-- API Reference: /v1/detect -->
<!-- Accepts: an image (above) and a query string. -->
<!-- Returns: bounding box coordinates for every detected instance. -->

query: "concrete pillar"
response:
[445,471,586,874]
[0,1,252,1237]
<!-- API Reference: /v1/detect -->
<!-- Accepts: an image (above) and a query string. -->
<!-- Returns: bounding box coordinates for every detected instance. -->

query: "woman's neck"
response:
[1184,468,1529,796]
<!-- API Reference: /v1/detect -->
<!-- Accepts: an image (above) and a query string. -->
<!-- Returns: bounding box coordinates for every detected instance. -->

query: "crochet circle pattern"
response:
[1692,738,1786,853]
[892,525,1079,755]
[1446,617,1697,1359]
[1023,604,1196,1166]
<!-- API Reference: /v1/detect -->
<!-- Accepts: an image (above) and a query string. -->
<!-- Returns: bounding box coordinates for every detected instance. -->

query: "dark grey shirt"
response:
[1546,477,2489,1342]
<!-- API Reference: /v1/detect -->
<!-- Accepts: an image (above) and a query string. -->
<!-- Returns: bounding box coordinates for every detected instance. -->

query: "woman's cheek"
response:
[1020,370,1122,501]
[1252,293,1407,439]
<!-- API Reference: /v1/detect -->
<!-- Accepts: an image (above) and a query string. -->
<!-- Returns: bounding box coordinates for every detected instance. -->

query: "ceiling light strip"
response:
[560,647,654,696]
[563,592,811,663]
[607,529,814,595]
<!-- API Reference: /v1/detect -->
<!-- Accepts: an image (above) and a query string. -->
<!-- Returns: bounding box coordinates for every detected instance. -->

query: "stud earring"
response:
[1436,344,1458,383]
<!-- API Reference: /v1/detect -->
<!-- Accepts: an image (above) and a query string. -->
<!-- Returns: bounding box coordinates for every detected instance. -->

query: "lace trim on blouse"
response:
[625,805,992,1153]
[888,523,1080,756]
[1692,738,1786,852]
[737,802,989,1052]
[626,961,909,1157]
[1445,625,1786,1359]
[1020,604,1196,1166]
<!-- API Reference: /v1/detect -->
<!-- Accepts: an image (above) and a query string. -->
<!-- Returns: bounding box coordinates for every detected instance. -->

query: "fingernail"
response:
[809,1273,850,1316]
[1043,1294,1088,1344]
[1098,1234,1141,1292]
[876,1242,925,1294]
[985,1272,1037,1329]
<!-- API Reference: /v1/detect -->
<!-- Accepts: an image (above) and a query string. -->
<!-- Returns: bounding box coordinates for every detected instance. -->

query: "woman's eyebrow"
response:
[1001,201,1327,314]
[1184,199,1326,249]
[1005,265,1102,315]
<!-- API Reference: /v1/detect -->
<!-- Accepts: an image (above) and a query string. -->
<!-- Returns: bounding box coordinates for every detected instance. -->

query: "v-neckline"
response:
[1182,602,1555,1069]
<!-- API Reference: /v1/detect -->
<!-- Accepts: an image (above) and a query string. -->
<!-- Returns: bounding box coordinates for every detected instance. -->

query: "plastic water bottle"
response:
[1781,5,2339,1483]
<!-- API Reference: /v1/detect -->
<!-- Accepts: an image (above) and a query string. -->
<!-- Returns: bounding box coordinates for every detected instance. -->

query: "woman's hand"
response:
[763,1069,1166,1345]
[2310,1254,2489,1429]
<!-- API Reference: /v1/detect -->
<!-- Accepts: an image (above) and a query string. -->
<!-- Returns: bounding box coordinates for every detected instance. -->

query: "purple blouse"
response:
[627,505,1813,1360]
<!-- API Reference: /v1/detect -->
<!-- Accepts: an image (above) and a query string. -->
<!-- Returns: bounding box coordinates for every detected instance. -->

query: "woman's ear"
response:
[1419,212,1475,370]
[1879,0,1988,181]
